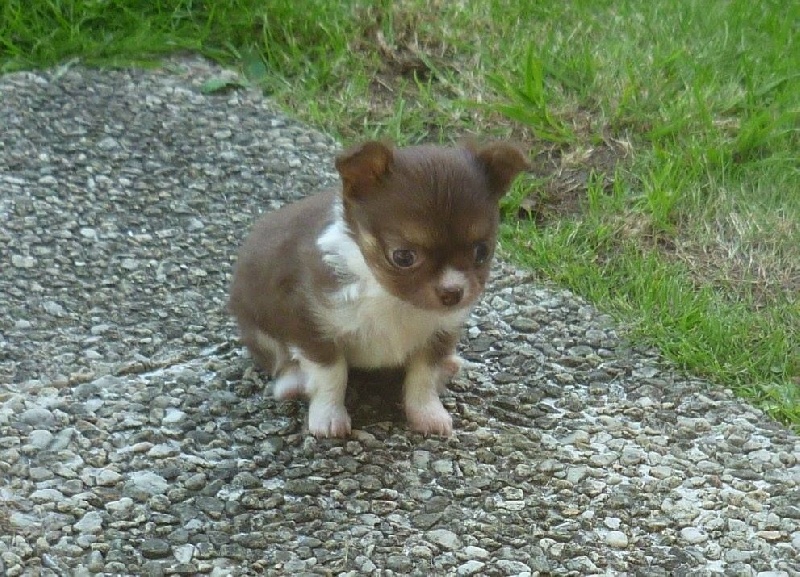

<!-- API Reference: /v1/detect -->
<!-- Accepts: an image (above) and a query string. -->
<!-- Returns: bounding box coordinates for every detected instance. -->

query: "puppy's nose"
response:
[437,287,464,307]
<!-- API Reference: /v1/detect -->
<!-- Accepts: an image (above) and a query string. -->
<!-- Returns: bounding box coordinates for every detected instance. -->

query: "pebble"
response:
[141,539,171,559]
[19,407,55,427]
[74,511,103,534]
[457,560,486,576]
[386,555,413,572]
[605,531,629,548]
[95,468,123,486]
[566,466,588,484]
[127,471,169,496]
[496,559,532,575]
[27,429,53,449]
[173,544,194,564]
[11,255,35,268]
[42,301,66,316]
[426,529,462,550]
[680,527,708,544]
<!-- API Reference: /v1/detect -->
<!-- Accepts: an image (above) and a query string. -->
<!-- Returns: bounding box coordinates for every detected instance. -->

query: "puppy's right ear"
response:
[335,141,393,199]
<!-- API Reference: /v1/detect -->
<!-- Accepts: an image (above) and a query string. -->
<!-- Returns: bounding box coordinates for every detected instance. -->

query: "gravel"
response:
[1,56,798,576]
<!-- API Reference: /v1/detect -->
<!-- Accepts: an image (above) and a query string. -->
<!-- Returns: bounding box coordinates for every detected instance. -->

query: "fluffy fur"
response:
[229,140,527,437]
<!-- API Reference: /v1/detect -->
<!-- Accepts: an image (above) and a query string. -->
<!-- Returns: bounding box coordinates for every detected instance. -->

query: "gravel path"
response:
[1,57,798,577]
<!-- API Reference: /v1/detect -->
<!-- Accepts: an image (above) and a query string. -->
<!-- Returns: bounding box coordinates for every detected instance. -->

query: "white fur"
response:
[301,354,350,437]
[404,355,453,436]
[316,206,467,369]
[439,268,468,290]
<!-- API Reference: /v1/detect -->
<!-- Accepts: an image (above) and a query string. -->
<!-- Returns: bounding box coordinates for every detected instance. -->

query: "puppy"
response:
[229,140,527,437]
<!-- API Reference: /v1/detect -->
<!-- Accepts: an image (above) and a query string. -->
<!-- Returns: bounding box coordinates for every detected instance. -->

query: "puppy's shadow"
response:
[345,367,406,427]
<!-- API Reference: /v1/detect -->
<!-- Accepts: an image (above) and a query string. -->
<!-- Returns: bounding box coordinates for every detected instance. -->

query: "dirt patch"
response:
[517,137,632,224]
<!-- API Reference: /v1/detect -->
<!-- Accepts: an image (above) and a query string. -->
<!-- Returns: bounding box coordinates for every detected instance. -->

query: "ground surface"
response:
[1,58,798,576]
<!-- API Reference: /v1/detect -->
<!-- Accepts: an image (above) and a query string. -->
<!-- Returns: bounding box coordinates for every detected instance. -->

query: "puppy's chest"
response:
[322,286,462,368]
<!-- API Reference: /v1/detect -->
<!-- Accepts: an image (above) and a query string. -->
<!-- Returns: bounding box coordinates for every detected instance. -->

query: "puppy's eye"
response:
[474,242,490,265]
[391,249,417,268]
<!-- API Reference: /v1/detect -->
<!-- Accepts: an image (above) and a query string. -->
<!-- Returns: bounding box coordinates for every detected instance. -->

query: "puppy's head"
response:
[335,140,528,311]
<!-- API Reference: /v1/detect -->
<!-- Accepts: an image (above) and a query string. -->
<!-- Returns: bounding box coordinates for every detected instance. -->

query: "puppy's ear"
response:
[471,142,529,200]
[335,141,393,199]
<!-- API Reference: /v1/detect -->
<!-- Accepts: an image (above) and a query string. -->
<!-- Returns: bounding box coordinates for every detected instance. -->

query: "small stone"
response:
[184,473,207,491]
[605,531,628,548]
[19,407,55,427]
[650,465,673,479]
[10,513,41,531]
[566,466,588,484]
[97,136,119,149]
[29,467,54,481]
[510,318,539,332]
[426,529,461,550]
[42,301,66,316]
[96,468,123,486]
[462,546,489,560]
[620,448,646,466]
[432,459,454,474]
[187,218,204,231]
[725,549,752,563]
[49,427,75,450]
[497,500,526,511]
[559,430,589,445]
[90,324,111,335]
[106,497,134,514]
[127,471,169,497]
[173,544,194,564]
[74,511,103,534]
[680,527,708,544]
[386,555,413,572]
[87,550,104,572]
[141,539,171,559]
[496,559,532,575]
[457,560,486,576]
[27,429,54,449]
[162,408,186,424]
[11,255,35,268]
[147,443,179,458]
[284,479,320,496]
[412,450,431,469]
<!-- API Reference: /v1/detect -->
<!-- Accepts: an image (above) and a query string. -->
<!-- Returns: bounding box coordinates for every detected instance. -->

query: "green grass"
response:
[2,0,798,429]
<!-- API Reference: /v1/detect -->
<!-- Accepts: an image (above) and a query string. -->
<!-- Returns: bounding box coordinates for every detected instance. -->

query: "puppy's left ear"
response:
[471,142,529,200]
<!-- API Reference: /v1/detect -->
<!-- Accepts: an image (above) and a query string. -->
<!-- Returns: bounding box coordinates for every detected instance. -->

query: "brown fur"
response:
[229,140,528,437]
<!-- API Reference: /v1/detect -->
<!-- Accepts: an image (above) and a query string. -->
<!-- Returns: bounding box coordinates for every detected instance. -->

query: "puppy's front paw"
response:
[308,401,352,438]
[406,398,453,437]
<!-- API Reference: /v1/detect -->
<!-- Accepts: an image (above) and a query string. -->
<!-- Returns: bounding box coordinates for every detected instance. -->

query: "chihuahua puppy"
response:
[229,140,527,437]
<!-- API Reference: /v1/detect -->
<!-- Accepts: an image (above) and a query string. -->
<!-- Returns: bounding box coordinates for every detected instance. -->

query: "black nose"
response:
[437,287,464,307]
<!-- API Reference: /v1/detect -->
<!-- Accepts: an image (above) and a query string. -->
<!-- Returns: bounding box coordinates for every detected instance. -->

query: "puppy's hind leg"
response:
[240,324,307,397]
[272,359,308,400]
[436,354,464,393]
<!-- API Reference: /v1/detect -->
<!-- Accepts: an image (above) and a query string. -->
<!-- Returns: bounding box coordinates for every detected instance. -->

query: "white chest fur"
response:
[316,209,466,369]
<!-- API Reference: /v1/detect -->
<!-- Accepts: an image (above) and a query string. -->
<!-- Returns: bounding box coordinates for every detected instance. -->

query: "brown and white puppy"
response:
[229,140,527,437]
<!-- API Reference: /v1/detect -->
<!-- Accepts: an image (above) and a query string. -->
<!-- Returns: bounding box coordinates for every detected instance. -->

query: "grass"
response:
[2,0,798,429]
